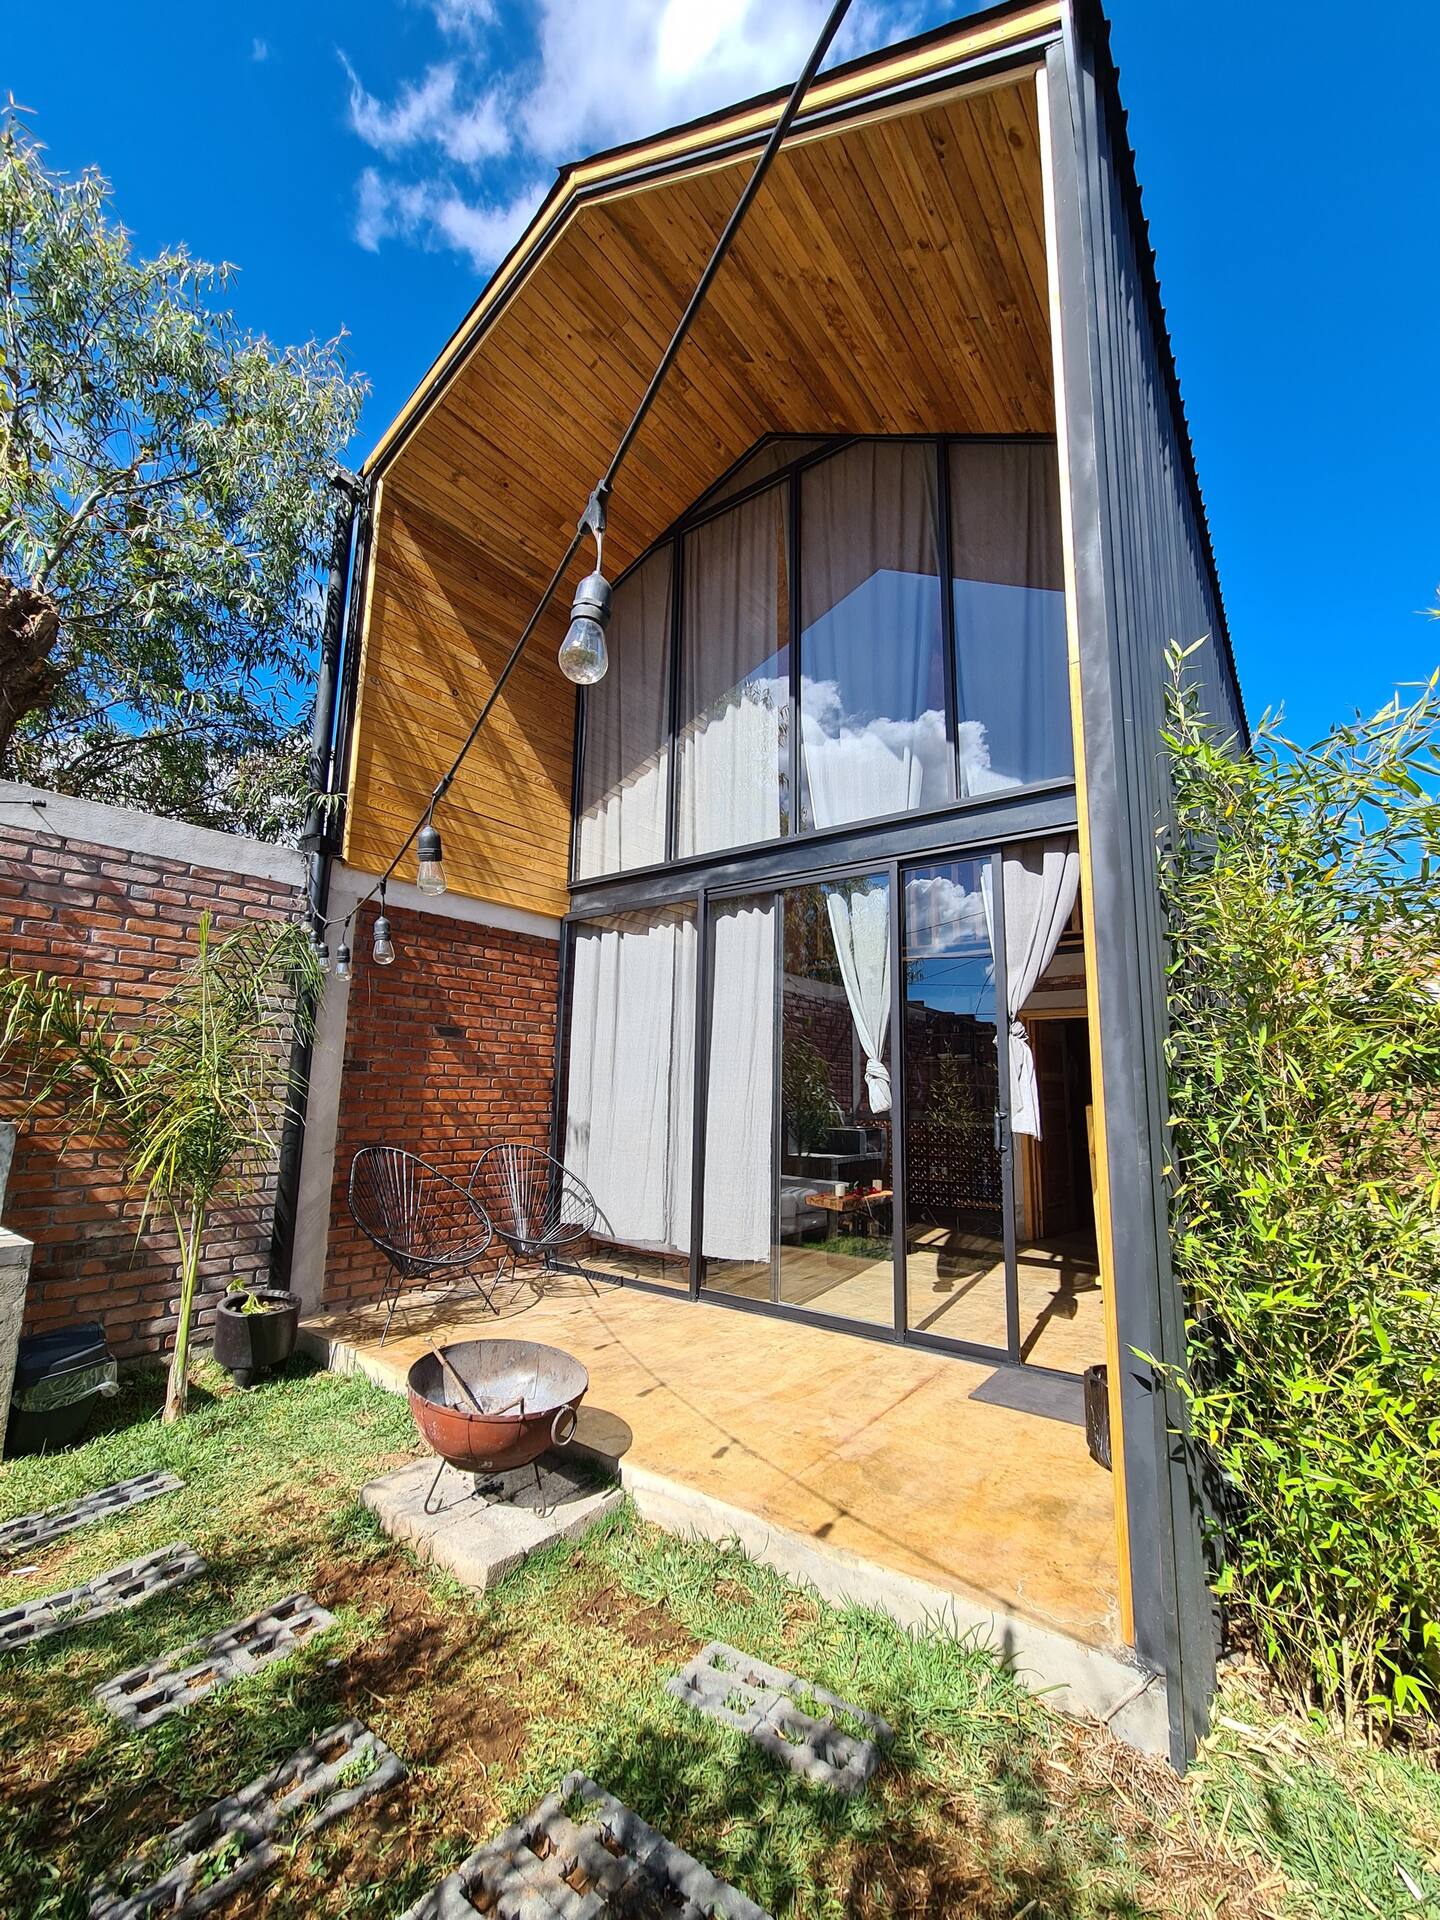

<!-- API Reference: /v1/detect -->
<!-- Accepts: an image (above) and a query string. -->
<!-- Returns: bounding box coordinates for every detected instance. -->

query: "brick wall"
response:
[323,901,560,1309]
[0,809,303,1360]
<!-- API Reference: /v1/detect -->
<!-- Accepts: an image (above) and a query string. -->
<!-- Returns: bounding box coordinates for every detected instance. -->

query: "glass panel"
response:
[701,876,894,1327]
[799,442,949,832]
[702,436,832,508]
[563,905,695,1290]
[901,859,1008,1348]
[777,876,893,1323]
[677,487,791,856]
[701,894,776,1300]
[949,441,1072,795]
[1015,1013,1105,1375]
[575,546,672,878]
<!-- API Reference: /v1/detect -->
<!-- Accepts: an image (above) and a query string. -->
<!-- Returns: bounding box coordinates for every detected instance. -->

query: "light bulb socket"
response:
[569,571,612,631]
[417,821,443,865]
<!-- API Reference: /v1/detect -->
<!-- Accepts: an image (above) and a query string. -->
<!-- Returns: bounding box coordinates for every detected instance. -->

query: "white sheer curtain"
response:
[824,884,892,1113]
[703,899,775,1261]
[565,910,695,1250]
[981,836,1080,1137]
[677,487,788,855]
[575,547,672,878]
[950,441,1072,794]
[800,442,949,829]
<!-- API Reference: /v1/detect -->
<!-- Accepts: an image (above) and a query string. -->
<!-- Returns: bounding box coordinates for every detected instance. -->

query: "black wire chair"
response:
[348,1146,501,1344]
[468,1143,608,1296]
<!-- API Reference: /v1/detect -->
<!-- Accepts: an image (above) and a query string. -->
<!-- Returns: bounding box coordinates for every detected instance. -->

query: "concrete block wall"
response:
[0,784,306,1360]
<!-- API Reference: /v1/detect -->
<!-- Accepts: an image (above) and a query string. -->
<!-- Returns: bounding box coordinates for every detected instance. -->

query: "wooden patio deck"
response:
[304,1275,1121,1655]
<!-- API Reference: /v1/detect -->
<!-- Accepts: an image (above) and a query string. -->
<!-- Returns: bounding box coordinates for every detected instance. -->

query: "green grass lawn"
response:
[0,1358,1435,1918]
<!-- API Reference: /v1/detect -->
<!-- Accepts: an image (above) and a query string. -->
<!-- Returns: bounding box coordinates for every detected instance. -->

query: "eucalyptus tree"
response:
[0,915,323,1421]
[0,108,365,835]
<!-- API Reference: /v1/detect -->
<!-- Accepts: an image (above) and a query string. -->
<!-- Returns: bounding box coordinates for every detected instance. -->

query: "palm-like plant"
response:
[0,914,323,1420]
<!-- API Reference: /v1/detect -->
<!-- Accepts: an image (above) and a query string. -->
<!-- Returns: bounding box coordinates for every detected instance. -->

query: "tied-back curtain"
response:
[980,835,1080,1137]
[575,546,673,878]
[824,884,892,1112]
[564,909,695,1251]
[949,441,1072,795]
[677,487,789,855]
[703,899,776,1262]
[800,442,948,830]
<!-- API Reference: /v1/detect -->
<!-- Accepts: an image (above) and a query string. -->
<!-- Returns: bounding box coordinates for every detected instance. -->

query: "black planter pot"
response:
[213,1289,300,1389]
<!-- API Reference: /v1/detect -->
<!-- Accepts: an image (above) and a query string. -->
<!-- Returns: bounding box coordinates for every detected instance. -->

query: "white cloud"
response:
[353,166,544,270]
[251,37,269,62]
[344,56,510,165]
[431,180,551,268]
[430,0,497,37]
[341,0,933,273]
[521,0,910,161]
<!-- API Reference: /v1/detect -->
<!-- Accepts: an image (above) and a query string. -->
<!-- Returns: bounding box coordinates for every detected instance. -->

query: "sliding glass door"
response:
[900,857,1015,1356]
[563,831,1099,1375]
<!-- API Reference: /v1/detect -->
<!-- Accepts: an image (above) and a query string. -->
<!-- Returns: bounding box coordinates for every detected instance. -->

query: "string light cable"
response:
[309,0,855,963]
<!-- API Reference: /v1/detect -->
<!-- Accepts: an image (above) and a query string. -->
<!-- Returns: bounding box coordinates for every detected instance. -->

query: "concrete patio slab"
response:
[361,1456,623,1592]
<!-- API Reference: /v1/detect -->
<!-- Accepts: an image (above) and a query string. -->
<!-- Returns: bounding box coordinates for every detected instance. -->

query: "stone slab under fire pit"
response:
[361,1457,622,1592]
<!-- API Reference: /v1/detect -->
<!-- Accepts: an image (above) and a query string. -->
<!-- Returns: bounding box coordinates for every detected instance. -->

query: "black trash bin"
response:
[5,1322,118,1457]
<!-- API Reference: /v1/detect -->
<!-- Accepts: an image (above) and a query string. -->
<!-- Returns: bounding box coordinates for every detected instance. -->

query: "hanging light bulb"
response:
[415,819,447,895]
[335,941,353,981]
[558,571,612,685]
[372,913,396,966]
[559,488,612,685]
[307,925,330,975]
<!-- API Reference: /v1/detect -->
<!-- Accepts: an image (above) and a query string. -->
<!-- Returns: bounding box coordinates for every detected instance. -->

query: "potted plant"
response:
[0,914,322,1421]
[213,1281,301,1389]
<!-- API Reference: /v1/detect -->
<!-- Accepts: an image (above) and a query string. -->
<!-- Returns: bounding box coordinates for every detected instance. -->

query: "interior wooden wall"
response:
[345,70,1055,914]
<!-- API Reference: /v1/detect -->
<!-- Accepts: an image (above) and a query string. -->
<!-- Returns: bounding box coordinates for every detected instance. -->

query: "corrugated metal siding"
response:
[1047,2,1237,1766]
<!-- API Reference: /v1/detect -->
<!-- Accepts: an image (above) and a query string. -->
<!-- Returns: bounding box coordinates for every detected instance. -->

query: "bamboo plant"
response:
[0,914,322,1420]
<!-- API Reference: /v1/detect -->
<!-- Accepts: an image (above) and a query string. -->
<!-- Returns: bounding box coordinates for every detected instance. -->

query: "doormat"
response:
[969,1367,1084,1426]
[667,1642,891,1795]
[0,1543,205,1655]
[0,1471,183,1559]
[90,1719,404,1919]
[96,1591,337,1729]
[399,1772,771,1920]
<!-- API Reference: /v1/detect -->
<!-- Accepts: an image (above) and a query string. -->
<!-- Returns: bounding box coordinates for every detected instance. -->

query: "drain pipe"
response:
[270,468,365,1290]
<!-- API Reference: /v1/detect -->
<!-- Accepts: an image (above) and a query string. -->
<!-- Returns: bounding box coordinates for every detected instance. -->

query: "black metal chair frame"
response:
[347,1146,503,1345]
[468,1143,612,1298]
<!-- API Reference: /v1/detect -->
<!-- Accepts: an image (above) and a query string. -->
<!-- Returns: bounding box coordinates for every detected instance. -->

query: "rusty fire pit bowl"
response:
[406,1338,589,1473]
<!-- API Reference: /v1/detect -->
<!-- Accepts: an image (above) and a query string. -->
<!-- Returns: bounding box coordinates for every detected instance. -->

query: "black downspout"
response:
[270,468,364,1290]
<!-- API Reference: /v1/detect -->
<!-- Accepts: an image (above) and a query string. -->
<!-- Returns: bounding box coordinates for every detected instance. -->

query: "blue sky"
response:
[7,1,1437,745]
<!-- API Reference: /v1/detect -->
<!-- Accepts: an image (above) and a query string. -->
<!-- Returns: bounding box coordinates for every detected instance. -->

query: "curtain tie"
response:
[864,1056,892,1113]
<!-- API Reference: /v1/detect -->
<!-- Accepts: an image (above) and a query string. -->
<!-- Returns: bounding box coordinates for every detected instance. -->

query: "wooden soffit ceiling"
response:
[377,66,1054,596]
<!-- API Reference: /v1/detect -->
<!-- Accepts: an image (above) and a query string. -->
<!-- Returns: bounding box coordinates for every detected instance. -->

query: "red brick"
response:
[0,825,304,1357]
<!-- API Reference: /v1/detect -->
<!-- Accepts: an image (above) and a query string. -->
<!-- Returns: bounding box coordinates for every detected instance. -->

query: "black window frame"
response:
[569,430,1069,890]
